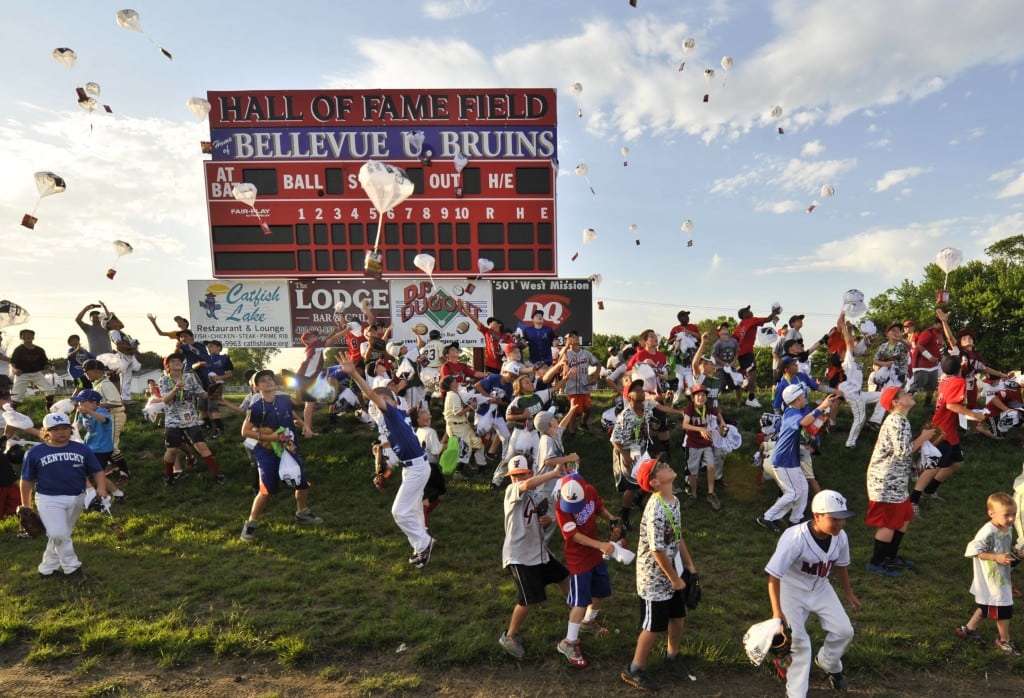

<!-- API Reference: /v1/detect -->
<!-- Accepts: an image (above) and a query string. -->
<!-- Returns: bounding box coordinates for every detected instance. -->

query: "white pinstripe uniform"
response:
[765,523,855,698]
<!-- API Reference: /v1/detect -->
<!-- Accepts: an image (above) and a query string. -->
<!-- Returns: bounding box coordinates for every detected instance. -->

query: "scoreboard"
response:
[203,89,558,278]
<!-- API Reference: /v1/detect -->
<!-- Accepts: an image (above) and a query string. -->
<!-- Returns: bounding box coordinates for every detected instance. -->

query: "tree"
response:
[136,351,164,371]
[228,347,282,378]
[869,236,1024,369]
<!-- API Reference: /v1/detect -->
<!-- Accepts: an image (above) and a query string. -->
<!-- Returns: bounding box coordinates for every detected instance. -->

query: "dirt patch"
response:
[2,646,1022,697]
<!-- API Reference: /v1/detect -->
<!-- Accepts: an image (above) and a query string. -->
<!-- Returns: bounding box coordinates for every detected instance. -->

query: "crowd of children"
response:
[6,298,1024,694]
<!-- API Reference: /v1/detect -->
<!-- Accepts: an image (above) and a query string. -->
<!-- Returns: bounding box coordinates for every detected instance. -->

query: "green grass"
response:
[4,389,1024,682]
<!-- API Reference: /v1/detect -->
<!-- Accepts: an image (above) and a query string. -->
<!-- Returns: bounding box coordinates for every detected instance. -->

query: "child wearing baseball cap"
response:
[553,471,621,669]
[956,492,1022,656]
[864,386,936,578]
[621,458,698,690]
[498,456,569,660]
[764,489,862,695]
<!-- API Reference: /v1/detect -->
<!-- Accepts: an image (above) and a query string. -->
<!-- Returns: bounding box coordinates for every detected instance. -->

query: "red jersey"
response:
[626,348,667,372]
[913,327,944,370]
[682,402,721,449]
[933,375,966,446]
[297,339,327,377]
[555,480,605,574]
[474,321,504,370]
[668,323,700,346]
[440,361,477,389]
[733,317,769,355]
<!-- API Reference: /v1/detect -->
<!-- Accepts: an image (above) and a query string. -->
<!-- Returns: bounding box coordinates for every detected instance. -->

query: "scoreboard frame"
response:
[203,89,559,279]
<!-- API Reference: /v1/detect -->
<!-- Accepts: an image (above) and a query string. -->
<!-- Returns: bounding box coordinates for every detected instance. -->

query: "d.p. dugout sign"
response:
[202,88,559,279]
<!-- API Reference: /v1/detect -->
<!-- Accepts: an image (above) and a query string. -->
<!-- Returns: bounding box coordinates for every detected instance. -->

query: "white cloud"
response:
[771,157,857,193]
[996,173,1024,198]
[710,169,762,194]
[756,199,804,214]
[328,2,1024,143]
[758,218,961,278]
[989,168,1017,183]
[800,140,825,157]
[422,0,490,20]
[874,166,931,192]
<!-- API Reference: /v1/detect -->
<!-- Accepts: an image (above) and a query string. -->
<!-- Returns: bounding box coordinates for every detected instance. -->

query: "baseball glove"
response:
[17,506,45,538]
[681,569,702,609]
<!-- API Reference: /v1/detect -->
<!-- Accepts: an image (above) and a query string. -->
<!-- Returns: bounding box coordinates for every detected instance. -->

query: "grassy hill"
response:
[4,388,1024,694]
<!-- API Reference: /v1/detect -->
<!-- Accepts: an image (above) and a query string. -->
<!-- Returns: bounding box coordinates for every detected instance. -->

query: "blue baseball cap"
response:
[72,389,103,403]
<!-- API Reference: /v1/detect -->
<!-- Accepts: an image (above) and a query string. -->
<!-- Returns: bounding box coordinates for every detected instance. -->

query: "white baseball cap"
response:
[781,384,805,405]
[43,413,71,429]
[811,490,856,519]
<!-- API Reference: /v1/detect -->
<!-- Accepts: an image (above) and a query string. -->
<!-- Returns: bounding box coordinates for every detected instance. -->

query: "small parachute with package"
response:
[575,162,596,195]
[358,160,415,278]
[106,240,134,280]
[413,253,437,289]
[453,150,469,195]
[841,289,867,320]
[682,37,696,53]
[702,68,716,103]
[770,105,784,134]
[755,325,779,347]
[116,9,173,60]
[807,184,835,213]
[52,47,76,69]
[935,247,964,304]
[621,146,630,167]
[569,82,583,118]
[231,183,273,235]
[681,219,694,247]
[720,56,733,87]
[472,257,494,282]
[0,300,30,328]
[76,82,112,120]
[187,97,211,121]
[21,171,67,229]
[629,223,640,246]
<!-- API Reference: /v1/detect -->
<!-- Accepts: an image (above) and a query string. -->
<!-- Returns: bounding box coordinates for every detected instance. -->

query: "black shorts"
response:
[423,462,447,501]
[937,441,965,468]
[508,558,569,606]
[165,425,205,448]
[979,603,1013,620]
[738,353,756,373]
[639,590,686,632]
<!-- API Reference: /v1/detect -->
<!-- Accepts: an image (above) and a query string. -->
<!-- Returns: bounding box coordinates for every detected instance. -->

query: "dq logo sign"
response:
[514,294,572,327]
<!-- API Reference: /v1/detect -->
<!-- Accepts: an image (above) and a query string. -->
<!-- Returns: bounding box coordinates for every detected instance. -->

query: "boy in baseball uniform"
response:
[765,489,862,696]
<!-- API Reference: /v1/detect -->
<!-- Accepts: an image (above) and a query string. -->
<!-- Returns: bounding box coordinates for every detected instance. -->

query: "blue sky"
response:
[2,0,1023,369]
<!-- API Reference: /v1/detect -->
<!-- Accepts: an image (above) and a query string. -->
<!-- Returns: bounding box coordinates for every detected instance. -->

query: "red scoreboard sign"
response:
[203,89,558,278]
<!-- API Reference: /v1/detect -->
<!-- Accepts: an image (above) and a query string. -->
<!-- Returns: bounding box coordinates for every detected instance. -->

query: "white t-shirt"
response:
[966,522,1014,606]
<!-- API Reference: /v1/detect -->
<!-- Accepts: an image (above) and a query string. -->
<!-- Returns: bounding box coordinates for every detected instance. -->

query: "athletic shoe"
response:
[882,555,915,569]
[757,515,782,534]
[620,666,657,690]
[411,538,436,569]
[866,562,901,578]
[499,632,525,659]
[580,618,610,637]
[996,639,1023,657]
[924,492,945,502]
[814,659,848,691]
[64,567,86,584]
[240,520,258,541]
[707,493,722,511]
[556,638,588,668]
[745,398,763,408]
[110,488,125,498]
[911,503,922,518]
[665,652,696,681]
[214,474,229,485]
[955,625,985,645]
[294,509,323,524]
[682,495,697,509]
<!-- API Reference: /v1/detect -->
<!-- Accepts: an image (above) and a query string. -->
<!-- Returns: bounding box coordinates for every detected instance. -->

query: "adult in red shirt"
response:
[909,355,984,511]
[907,317,944,407]
[468,315,507,374]
[733,305,779,408]
[982,382,1023,437]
